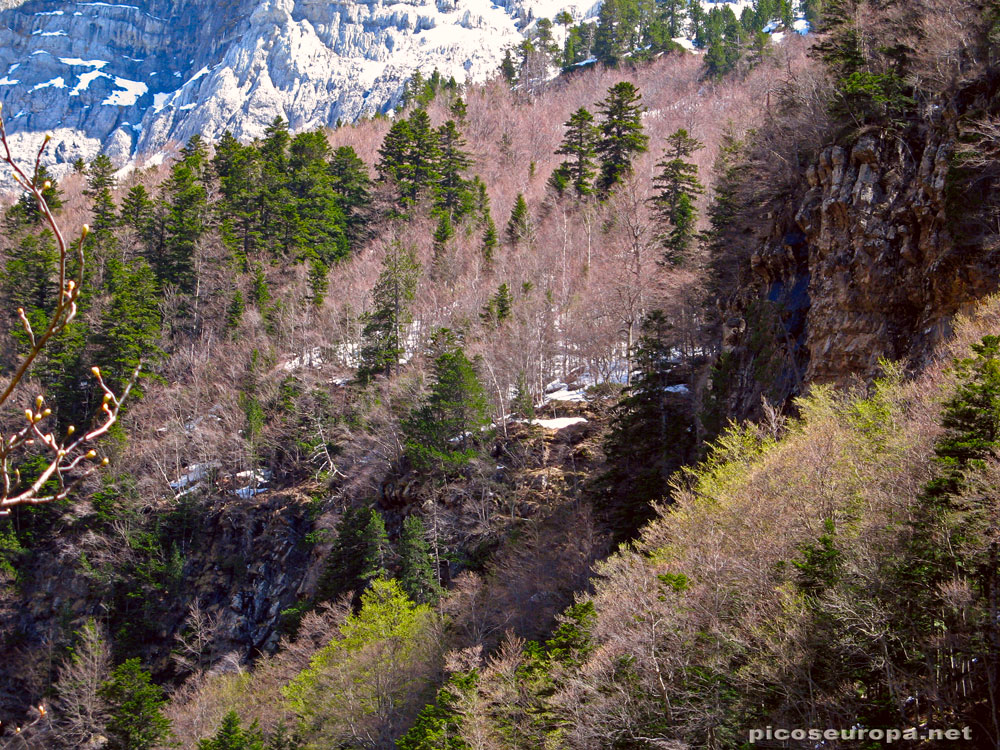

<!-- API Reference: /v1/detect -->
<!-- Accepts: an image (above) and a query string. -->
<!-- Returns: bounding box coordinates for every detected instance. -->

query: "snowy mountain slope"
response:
[0,0,759,173]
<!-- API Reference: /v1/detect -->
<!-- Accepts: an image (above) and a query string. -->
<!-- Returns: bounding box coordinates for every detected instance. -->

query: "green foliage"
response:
[399,515,442,605]
[481,212,498,263]
[595,82,648,196]
[283,578,438,744]
[96,257,162,393]
[396,671,477,750]
[553,107,599,197]
[510,370,535,419]
[602,310,695,537]
[650,128,704,264]
[357,241,420,383]
[162,135,209,292]
[504,193,531,246]
[317,506,391,604]
[403,330,493,474]
[99,658,172,750]
[198,711,265,750]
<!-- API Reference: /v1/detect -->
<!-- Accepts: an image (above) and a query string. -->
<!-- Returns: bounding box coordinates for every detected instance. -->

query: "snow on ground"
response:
[531,416,588,430]
[169,461,222,491]
[0,76,18,86]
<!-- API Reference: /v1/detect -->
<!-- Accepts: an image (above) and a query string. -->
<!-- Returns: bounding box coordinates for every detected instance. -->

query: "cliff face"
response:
[0,0,600,171]
[715,98,999,423]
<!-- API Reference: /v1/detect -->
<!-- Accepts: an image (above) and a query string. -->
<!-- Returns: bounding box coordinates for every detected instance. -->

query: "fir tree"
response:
[328,145,372,249]
[399,515,442,604]
[2,230,59,348]
[434,120,473,218]
[307,259,329,308]
[500,48,518,83]
[510,370,535,419]
[404,329,493,474]
[213,130,262,265]
[99,659,172,750]
[258,117,294,255]
[359,508,391,587]
[602,310,694,538]
[432,212,454,271]
[84,154,119,247]
[288,130,348,265]
[357,241,420,383]
[505,193,532,246]
[650,128,704,264]
[197,711,265,750]
[554,107,599,197]
[481,212,498,264]
[449,96,467,121]
[162,135,209,292]
[96,258,162,394]
[594,0,642,65]
[480,283,513,327]
[8,164,63,230]
[595,82,648,196]
[119,184,155,260]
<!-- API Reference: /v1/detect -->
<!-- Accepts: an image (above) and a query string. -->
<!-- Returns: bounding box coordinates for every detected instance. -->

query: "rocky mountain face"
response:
[0,0,597,171]
[716,85,1000,423]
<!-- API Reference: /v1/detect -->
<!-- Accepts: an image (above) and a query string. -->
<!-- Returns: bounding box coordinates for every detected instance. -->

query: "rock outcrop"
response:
[714,98,999,423]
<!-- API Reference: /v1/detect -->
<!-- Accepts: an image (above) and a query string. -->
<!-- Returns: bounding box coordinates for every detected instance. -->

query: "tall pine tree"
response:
[595,82,648,196]
[650,128,704,264]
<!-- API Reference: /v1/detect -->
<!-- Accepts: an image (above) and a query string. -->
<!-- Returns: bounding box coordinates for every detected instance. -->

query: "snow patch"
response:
[70,69,109,95]
[530,417,588,430]
[33,76,67,90]
[32,29,68,36]
[102,77,147,106]
[60,57,108,68]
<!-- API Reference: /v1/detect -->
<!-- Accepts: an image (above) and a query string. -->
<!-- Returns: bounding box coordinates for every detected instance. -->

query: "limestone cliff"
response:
[711,86,1000,424]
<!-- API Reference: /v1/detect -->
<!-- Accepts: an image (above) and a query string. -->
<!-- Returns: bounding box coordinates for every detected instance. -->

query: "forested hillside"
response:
[0,0,999,748]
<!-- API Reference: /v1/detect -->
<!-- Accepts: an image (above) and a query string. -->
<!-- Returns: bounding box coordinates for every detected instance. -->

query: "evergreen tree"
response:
[377,110,441,210]
[162,135,209,292]
[317,506,391,604]
[650,128,704,264]
[2,230,59,348]
[357,241,421,382]
[432,212,454,270]
[403,329,493,474]
[307,259,329,308]
[553,107,599,197]
[328,145,372,249]
[500,49,518,83]
[359,508,391,587]
[99,659,171,750]
[84,154,119,255]
[481,283,513,327]
[398,515,442,605]
[704,6,744,78]
[197,711,265,750]
[213,130,262,265]
[119,184,155,260]
[8,164,63,230]
[504,193,532,246]
[288,130,349,265]
[595,82,648,195]
[449,96,467,121]
[258,117,294,255]
[510,370,535,419]
[594,0,642,65]
[396,671,477,750]
[481,212,498,264]
[434,120,473,218]
[96,258,162,394]
[602,310,694,538]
